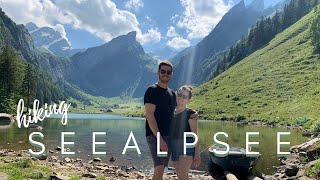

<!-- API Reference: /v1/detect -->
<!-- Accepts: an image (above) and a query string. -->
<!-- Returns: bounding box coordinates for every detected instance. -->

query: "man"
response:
[144,61,197,180]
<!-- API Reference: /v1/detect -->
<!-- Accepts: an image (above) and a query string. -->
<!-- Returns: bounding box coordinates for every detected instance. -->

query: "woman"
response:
[169,85,201,180]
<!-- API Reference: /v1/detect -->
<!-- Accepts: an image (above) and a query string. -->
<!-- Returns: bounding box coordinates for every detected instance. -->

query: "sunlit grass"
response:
[189,10,320,127]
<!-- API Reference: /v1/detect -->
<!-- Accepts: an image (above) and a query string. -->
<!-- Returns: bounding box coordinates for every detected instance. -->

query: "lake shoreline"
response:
[0,138,318,179]
[263,138,320,179]
[0,113,316,177]
[124,112,320,138]
[0,149,213,180]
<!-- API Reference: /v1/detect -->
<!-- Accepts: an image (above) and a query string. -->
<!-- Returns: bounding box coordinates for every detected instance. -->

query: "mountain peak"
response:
[110,31,137,44]
[24,22,80,57]
[25,22,38,32]
[235,0,246,9]
[123,31,137,42]
[127,31,137,38]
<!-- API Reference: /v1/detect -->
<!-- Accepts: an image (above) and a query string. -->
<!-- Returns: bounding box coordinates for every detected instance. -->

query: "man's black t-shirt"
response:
[144,84,176,137]
[169,108,196,140]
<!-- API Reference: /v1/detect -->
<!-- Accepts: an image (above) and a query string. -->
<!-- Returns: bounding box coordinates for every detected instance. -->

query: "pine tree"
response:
[21,63,36,112]
[272,11,282,35]
[0,45,24,113]
[257,19,266,47]
[282,2,295,29]
[264,17,273,42]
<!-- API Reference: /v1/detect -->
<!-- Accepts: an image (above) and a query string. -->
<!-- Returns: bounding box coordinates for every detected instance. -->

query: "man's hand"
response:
[160,137,168,151]
[190,111,199,121]
[193,153,201,167]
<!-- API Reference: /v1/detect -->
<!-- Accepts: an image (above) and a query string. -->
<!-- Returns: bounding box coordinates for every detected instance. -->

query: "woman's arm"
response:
[189,117,201,167]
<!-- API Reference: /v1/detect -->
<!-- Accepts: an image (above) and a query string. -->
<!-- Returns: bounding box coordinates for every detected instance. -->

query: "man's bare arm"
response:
[145,103,159,136]
[144,103,168,151]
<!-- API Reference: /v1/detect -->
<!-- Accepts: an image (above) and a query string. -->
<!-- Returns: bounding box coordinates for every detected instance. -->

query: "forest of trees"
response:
[0,45,66,114]
[213,0,319,77]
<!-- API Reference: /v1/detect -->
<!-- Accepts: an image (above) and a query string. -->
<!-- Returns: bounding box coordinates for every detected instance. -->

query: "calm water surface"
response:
[0,113,308,175]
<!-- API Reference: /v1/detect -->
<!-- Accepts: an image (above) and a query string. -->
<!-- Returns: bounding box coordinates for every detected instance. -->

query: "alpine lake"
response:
[0,113,308,176]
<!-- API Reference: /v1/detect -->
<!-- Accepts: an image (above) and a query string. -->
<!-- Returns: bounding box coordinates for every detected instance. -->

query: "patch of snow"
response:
[29,27,40,34]
[43,37,64,49]
[41,32,53,38]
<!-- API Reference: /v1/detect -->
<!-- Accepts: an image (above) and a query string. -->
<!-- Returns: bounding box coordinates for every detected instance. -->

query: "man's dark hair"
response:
[158,61,173,71]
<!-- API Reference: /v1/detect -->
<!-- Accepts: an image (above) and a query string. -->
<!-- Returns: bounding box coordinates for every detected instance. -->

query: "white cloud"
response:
[51,24,71,46]
[166,37,190,50]
[0,0,158,45]
[170,14,180,24]
[53,0,140,42]
[166,26,191,50]
[125,0,144,11]
[176,0,232,39]
[0,0,70,27]
[166,26,178,38]
[137,28,161,44]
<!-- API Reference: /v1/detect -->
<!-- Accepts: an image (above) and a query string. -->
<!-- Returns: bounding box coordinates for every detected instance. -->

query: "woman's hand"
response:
[190,111,198,121]
[193,153,201,167]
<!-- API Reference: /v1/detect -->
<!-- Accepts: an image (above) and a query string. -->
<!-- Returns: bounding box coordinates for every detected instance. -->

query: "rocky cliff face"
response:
[68,31,158,97]
[0,9,36,64]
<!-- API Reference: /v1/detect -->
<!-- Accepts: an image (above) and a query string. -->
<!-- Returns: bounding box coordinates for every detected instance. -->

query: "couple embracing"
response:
[144,61,201,180]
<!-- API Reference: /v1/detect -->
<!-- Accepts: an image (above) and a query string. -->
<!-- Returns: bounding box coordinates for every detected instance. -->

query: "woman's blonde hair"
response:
[179,85,193,99]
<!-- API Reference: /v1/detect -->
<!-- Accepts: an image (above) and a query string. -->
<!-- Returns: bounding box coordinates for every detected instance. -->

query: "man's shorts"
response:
[146,135,171,167]
[170,138,195,161]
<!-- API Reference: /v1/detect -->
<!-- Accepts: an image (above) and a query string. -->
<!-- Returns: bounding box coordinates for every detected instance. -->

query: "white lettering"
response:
[277,132,291,156]
[122,131,141,155]
[93,132,106,155]
[29,132,45,156]
[157,132,167,157]
[16,99,71,128]
[213,132,229,157]
[246,132,260,156]
[184,132,198,155]
[61,132,75,155]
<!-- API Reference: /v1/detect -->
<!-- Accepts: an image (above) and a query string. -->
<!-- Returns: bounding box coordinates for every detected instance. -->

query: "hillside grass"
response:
[189,9,320,126]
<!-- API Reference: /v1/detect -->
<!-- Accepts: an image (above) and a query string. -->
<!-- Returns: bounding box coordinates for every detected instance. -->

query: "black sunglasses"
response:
[160,69,172,75]
[177,92,189,99]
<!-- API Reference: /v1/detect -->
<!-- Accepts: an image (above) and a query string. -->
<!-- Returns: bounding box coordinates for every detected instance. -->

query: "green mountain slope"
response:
[0,8,70,110]
[170,0,291,90]
[190,8,320,123]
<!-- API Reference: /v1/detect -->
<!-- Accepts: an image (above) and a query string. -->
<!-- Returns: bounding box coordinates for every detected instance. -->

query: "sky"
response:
[0,0,280,52]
